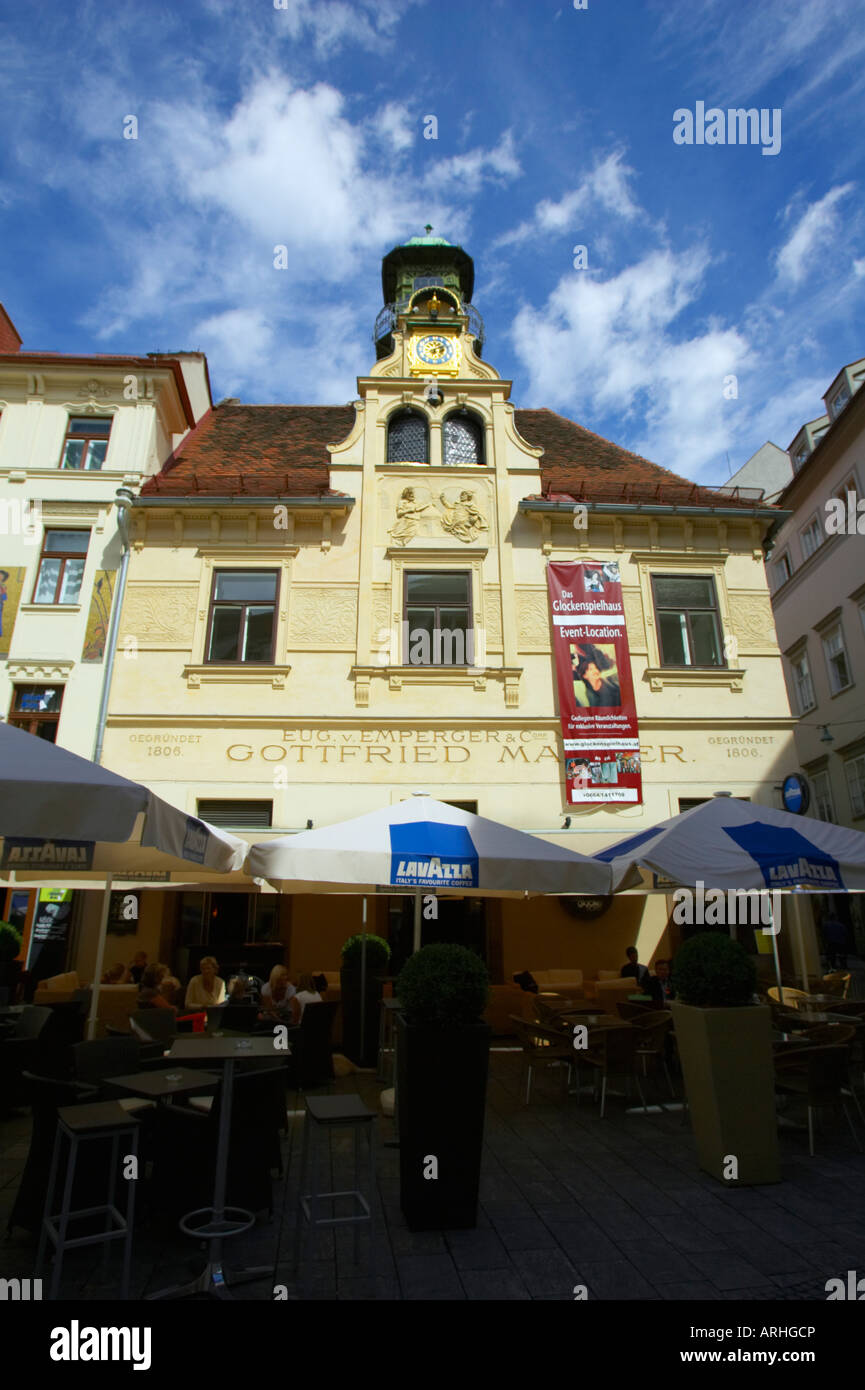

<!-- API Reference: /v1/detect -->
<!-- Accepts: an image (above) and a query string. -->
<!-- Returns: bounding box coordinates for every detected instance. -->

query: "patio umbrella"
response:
[0,722,246,1034]
[247,792,612,1044]
[594,794,865,993]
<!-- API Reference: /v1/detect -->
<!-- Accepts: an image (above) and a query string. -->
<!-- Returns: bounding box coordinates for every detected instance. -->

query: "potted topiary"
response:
[396,943,491,1230]
[340,933,391,1067]
[0,920,23,995]
[671,930,779,1185]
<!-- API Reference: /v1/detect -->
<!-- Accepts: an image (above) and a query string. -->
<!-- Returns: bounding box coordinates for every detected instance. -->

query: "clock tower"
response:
[373,227,486,374]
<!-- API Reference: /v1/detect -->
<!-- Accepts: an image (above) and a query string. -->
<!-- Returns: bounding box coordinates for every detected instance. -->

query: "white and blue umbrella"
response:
[247,793,611,907]
[594,795,865,994]
[594,795,865,893]
[0,722,247,1033]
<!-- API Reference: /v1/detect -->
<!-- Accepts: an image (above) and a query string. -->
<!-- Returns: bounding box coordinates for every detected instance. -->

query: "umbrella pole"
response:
[360,897,367,1064]
[413,888,422,954]
[88,873,114,1041]
[771,899,784,1001]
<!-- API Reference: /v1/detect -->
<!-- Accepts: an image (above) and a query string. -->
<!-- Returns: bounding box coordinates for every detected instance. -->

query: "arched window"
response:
[387,409,429,463]
[443,412,484,465]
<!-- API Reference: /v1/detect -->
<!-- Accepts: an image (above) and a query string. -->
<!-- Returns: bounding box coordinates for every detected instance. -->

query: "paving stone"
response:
[460,1268,531,1300]
[575,1259,660,1300]
[444,1228,511,1270]
[395,1254,466,1299]
[510,1246,579,1298]
[493,1217,559,1251]
[616,1238,704,1284]
[657,1281,719,1299]
[548,1220,622,1264]
[685,1251,775,1290]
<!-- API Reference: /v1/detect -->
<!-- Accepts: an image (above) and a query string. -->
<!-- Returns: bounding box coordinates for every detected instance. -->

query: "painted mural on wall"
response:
[81,569,117,662]
[0,566,27,658]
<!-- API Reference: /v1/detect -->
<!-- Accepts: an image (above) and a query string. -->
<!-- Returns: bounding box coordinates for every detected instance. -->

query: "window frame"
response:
[650,573,726,670]
[386,408,429,465]
[442,410,485,466]
[31,529,90,605]
[775,551,792,586]
[811,769,836,823]
[800,513,824,560]
[844,753,865,819]
[821,621,853,696]
[8,683,64,741]
[205,568,280,665]
[60,416,113,471]
[790,648,816,714]
[402,569,474,667]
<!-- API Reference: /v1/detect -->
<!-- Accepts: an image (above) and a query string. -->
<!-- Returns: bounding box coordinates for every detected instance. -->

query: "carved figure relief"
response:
[387,484,489,546]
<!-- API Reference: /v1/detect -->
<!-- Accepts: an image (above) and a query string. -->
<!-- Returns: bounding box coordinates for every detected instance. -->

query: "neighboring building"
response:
[0,305,211,974]
[92,234,800,987]
[760,357,865,951]
[726,441,792,503]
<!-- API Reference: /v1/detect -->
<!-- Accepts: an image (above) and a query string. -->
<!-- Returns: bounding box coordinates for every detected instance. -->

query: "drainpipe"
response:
[93,487,134,765]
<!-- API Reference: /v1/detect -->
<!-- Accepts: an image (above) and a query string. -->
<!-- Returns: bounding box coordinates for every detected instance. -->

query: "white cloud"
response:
[494,152,640,249]
[775,185,855,286]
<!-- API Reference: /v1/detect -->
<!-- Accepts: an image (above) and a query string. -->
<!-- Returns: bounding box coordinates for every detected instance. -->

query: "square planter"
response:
[397,1014,490,1230]
[671,1000,780,1185]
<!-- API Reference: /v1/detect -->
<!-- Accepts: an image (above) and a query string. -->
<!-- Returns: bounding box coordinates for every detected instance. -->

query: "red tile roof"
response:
[141,404,356,497]
[141,401,768,508]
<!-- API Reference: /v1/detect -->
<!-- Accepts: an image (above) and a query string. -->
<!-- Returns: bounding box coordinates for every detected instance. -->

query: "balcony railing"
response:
[373,302,486,352]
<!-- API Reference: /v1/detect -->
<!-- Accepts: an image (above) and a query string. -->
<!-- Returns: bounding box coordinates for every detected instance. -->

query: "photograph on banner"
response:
[547,560,643,806]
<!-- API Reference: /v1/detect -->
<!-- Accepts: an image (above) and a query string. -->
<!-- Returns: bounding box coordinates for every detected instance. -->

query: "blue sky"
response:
[1,0,864,481]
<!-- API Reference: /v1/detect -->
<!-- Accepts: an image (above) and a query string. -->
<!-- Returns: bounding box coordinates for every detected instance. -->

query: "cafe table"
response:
[149,1034,291,1300]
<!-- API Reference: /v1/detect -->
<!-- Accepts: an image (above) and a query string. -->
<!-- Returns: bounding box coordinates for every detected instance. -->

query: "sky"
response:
[1,0,864,482]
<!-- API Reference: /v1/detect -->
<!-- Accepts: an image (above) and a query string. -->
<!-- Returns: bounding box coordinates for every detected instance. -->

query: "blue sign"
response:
[781,774,810,815]
[390,822,479,888]
[182,817,209,864]
[723,823,843,891]
[1,838,95,871]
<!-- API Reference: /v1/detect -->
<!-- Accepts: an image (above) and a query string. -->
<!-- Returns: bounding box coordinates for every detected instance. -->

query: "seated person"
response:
[225,976,249,1005]
[289,973,322,1025]
[127,951,148,985]
[645,958,675,1008]
[158,974,183,1009]
[138,963,171,1008]
[620,947,650,990]
[259,965,296,1020]
[185,956,226,1009]
[101,962,127,985]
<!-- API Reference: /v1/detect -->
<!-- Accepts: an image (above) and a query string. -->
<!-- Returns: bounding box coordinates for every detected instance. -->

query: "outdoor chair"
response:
[0,1005,52,1110]
[630,1011,675,1097]
[580,1023,646,1118]
[129,1008,177,1046]
[288,1000,339,1089]
[510,1016,574,1104]
[768,986,810,1008]
[774,1044,863,1157]
[72,1038,163,1115]
[531,997,575,1030]
[822,972,852,999]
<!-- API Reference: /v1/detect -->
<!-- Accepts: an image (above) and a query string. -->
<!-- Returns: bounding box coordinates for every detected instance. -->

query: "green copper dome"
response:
[381,228,474,305]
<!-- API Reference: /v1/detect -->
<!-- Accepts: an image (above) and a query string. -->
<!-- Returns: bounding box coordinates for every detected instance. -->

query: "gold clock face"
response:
[409,332,461,375]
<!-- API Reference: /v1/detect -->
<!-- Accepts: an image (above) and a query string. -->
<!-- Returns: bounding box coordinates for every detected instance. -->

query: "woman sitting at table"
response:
[138,963,171,1008]
[185,956,226,1009]
[289,973,322,1025]
[260,965,296,1020]
[101,962,127,985]
[159,974,184,1009]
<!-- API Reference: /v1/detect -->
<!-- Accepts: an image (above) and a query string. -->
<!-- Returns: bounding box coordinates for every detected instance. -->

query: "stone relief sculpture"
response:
[388,485,489,546]
[388,487,433,545]
[439,489,488,543]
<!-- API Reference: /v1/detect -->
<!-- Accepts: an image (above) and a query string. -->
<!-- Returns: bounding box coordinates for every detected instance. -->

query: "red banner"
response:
[546,561,643,805]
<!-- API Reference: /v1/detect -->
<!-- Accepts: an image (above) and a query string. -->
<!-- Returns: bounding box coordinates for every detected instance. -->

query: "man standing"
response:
[620,947,650,990]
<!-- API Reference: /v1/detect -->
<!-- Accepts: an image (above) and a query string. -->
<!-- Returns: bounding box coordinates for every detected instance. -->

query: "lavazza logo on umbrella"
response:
[0,838,94,870]
[389,823,479,888]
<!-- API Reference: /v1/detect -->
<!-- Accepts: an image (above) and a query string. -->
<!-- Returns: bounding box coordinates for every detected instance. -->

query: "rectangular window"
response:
[403,571,473,666]
[8,684,63,741]
[790,650,815,713]
[206,570,278,663]
[32,530,89,605]
[197,800,273,828]
[845,754,865,819]
[800,515,823,559]
[830,384,850,418]
[775,552,792,585]
[651,574,724,668]
[822,623,852,695]
[60,416,112,471]
[811,770,836,823]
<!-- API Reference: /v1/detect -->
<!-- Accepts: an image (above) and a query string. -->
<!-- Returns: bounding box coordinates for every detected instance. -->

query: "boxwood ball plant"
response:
[397,943,490,1027]
[672,930,757,1007]
[341,934,391,970]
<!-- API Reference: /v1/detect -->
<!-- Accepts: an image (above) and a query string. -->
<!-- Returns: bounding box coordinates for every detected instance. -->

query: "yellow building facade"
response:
[95,236,805,987]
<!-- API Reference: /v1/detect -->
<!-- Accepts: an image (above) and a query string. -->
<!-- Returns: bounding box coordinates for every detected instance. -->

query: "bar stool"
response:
[294,1095,376,1274]
[36,1102,140,1300]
